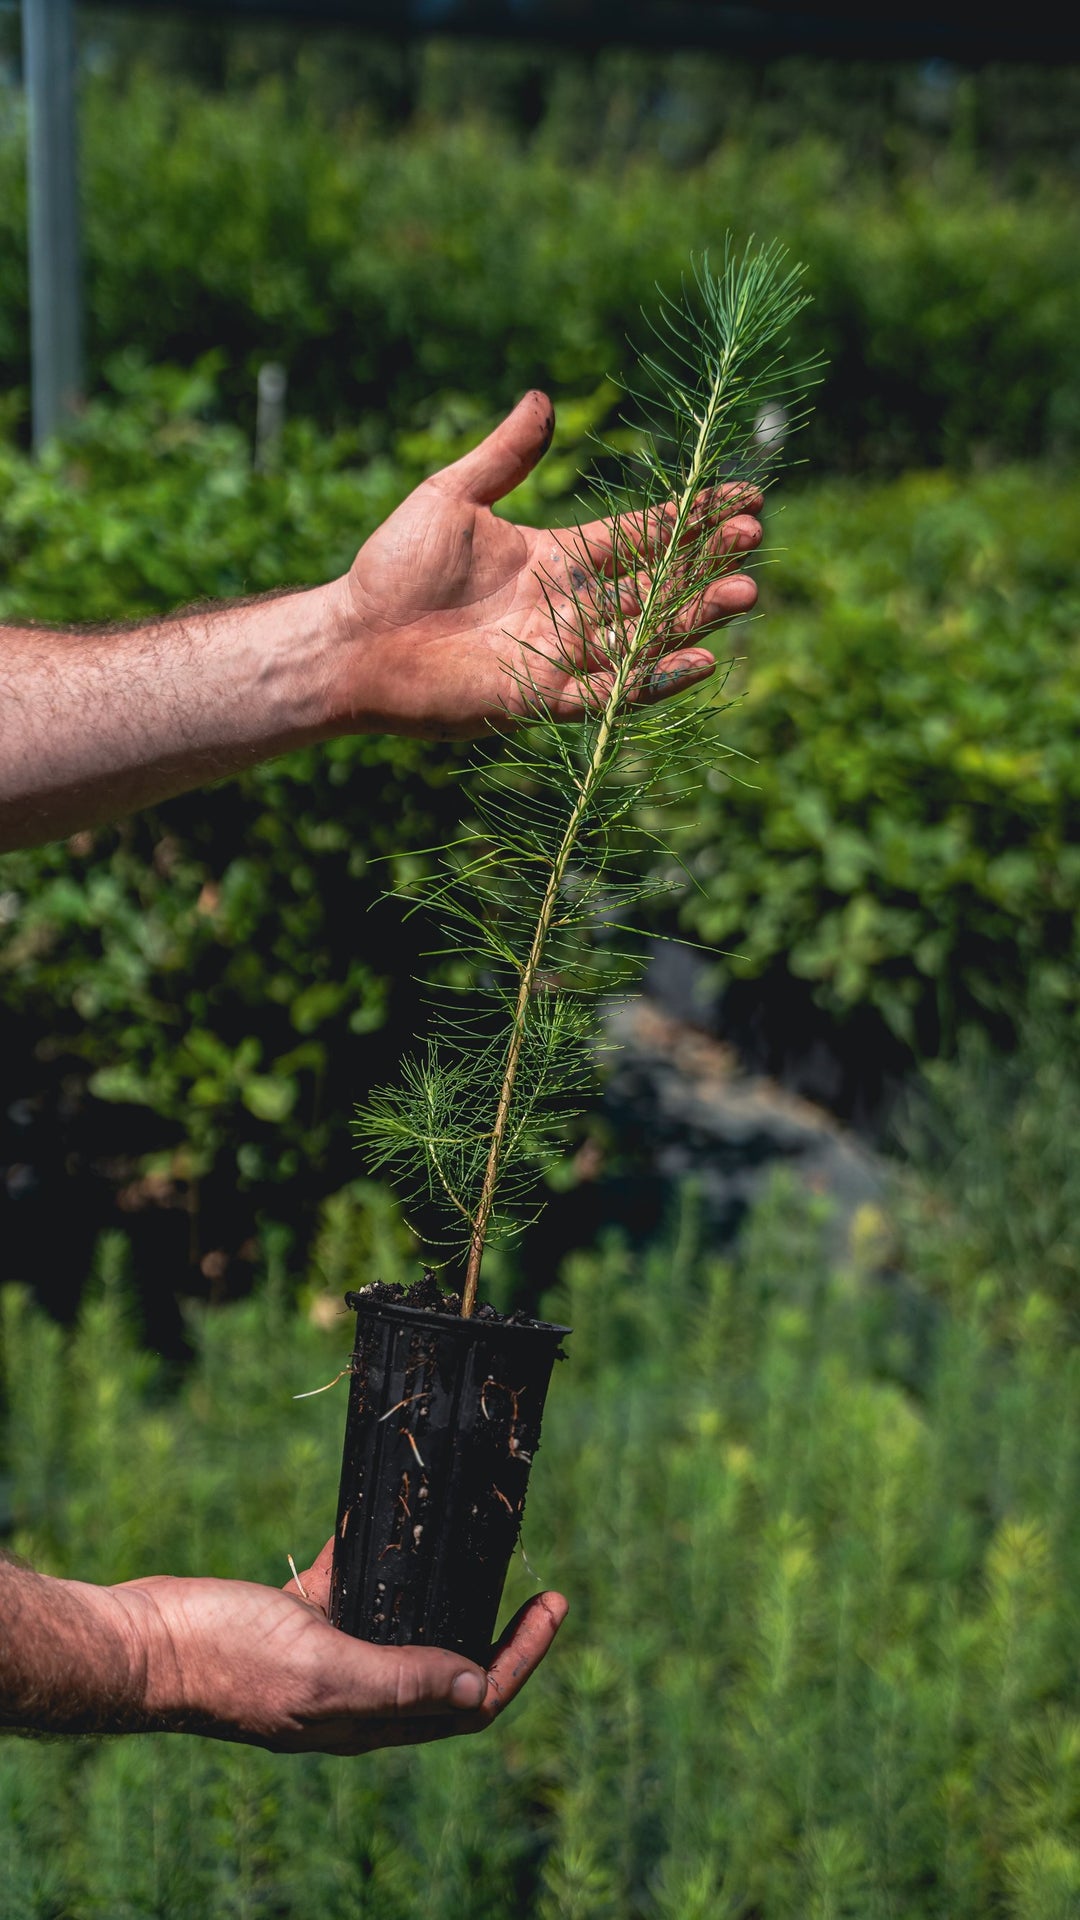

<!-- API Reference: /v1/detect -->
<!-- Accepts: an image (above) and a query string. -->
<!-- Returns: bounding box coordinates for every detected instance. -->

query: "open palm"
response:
[337,391,762,739]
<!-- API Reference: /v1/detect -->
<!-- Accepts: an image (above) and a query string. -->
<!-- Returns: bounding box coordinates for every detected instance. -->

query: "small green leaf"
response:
[242,1075,298,1124]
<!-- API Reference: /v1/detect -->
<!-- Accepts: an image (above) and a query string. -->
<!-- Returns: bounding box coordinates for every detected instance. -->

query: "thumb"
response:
[353,1642,489,1717]
[283,1536,335,1613]
[444,390,555,507]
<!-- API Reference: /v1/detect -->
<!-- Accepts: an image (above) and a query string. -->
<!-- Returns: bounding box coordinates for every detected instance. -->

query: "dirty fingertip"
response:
[537,1590,569,1629]
[648,656,715,697]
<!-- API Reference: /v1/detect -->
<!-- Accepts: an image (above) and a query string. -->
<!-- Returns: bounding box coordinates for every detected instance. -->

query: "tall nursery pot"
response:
[329,1290,569,1664]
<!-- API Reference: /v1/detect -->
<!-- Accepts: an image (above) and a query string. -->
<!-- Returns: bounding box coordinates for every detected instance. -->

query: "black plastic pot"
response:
[328,1293,569,1664]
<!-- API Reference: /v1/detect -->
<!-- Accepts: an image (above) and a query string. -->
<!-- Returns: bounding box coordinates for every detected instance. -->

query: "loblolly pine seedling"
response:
[355,241,823,1316]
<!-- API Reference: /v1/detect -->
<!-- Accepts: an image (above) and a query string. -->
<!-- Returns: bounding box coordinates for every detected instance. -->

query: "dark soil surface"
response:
[344,1268,547,1327]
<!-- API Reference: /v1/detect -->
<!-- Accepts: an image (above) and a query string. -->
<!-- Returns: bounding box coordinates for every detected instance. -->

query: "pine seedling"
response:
[356,242,823,1315]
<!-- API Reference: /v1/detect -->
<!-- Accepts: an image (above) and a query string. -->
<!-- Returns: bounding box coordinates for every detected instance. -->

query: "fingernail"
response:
[651,662,709,693]
[451,1671,486,1710]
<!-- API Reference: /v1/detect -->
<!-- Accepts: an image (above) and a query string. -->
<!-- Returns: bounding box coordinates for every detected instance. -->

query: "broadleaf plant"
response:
[356,242,823,1314]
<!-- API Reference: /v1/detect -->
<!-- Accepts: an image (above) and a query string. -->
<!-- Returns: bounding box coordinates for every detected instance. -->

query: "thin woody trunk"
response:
[460,372,730,1316]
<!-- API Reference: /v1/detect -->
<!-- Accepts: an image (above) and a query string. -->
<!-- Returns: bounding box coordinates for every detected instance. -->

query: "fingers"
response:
[568,482,764,575]
[344,1639,491,1721]
[557,561,757,693]
[606,561,758,646]
[334,1590,567,1727]
[276,1578,564,1723]
[358,1591,567,1732]
[670,570,758,637]
[630,648,718,707]
[481,1590,569,1717]
[318,1591,566,1752]
[282,1537,334,1615]
[263,1637,494,1754]
[377,1589,570,1749]
[549,528,758,675]
[442,391,555,507]
[258,1584,568,1755]
[571,648,717,717]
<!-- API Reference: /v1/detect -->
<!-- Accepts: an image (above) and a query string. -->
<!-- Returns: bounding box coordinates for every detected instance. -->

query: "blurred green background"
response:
[1,16,1080,1917]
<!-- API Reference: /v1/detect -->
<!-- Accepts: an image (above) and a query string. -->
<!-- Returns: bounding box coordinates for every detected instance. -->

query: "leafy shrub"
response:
[682,466,1080,1052]
[3,1176,1080,1916]
[0,73,1078,468]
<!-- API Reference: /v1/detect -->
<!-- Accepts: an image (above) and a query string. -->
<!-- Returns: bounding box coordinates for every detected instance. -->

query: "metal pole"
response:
[21,0,83,450]
[254,361,287,472]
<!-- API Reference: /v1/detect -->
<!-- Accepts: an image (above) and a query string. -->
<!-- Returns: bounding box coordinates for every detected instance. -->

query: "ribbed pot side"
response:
[329,1295,569,1665]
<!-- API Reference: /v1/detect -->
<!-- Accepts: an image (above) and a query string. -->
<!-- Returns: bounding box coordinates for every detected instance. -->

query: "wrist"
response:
[105,1579,187,1729]
[307,570,380,739]
[224,577,358,751]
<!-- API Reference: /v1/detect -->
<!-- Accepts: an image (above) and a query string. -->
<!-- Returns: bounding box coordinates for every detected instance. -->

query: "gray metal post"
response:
[254,362,287,472]
[21,0,83,449]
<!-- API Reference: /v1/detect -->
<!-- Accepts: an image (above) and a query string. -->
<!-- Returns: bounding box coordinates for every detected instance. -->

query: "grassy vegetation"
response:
[3,1130,1080,1917]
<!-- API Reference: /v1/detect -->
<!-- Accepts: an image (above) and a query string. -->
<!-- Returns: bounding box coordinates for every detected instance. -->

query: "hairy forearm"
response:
[0,582,348,851]
[0,1560,146,1736]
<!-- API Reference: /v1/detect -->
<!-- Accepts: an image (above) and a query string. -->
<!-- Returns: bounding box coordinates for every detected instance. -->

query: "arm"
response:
[0,587,341,852]
[0,1545,567,1753]
[0,392,761,852]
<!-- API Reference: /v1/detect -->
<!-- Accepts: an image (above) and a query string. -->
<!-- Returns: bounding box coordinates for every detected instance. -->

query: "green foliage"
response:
[680,466,1080,1049]
[359,245,820,1286]
[2,372,1078,1246]
[899,1014,1080,1334]
[0,71,1077,468]
[0,355,406,622]
[3,1164,1080,1916]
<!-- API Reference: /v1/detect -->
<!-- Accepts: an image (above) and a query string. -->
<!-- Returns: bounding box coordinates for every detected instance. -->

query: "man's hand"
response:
[334,390,762,739]
[0,390,761,848]
[108,1539,566,1754]
[0,1549,566,1752]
